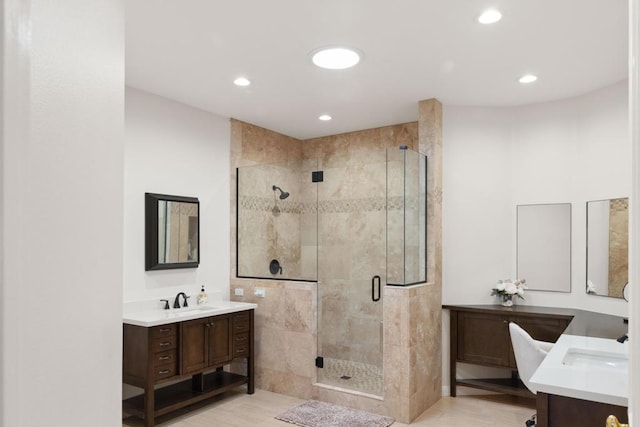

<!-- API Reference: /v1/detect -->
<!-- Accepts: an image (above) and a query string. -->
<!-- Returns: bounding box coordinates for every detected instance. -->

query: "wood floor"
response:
[122,388,536,427]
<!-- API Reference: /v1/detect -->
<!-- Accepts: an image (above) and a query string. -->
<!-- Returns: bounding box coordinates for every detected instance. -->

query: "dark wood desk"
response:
[444,305,573,397]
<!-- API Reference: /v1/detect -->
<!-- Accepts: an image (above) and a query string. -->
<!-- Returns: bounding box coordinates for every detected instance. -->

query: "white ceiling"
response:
[125,0,628,140]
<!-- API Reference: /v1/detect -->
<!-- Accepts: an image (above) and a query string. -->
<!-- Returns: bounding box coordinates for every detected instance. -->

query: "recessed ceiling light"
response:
[519,74,538,84]
[311,47,361,70]
[318,114,332,121]
[478,9,502,24]
[233,77,251,86]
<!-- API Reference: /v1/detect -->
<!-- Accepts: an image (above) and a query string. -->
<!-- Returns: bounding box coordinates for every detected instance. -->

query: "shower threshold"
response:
[315,357,383,398]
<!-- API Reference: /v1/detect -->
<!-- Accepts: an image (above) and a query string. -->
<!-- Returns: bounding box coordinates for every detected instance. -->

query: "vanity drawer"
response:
[152,336,177,352]
[151,323,176,339]
[233,332,249,357]
[153,350,176,366]
[233,312,250,333]
[154,363,177,381]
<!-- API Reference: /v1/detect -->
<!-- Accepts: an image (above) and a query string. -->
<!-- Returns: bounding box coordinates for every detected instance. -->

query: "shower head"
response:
[272,185,290,200]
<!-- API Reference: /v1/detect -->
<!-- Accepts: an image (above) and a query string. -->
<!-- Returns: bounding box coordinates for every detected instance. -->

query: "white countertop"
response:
[530,334,628,407]
[123,300,257,327]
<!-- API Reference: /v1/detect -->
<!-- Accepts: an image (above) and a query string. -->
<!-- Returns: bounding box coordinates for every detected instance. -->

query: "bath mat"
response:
[275,400,395,427]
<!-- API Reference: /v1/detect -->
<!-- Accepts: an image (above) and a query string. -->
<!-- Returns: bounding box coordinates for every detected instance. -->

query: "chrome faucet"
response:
[173,292,189,308]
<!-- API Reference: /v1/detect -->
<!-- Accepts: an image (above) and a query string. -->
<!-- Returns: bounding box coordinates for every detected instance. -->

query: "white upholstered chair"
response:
[509,322,554,426]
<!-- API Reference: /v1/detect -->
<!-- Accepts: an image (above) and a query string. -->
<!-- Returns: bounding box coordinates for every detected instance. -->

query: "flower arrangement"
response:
[491,279,527,306]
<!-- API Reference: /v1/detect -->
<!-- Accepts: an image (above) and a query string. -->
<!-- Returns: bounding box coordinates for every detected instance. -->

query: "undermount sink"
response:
[186,305,219,311]
[562,348,628,371]
[168,306,220,316]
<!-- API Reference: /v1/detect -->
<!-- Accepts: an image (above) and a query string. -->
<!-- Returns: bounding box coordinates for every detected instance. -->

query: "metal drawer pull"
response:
[236,336,247,341]
[159,342,171,346]
[158,370,170,375]
[236,348,245,353]
[159,355,170,361]
[159,328,171,332]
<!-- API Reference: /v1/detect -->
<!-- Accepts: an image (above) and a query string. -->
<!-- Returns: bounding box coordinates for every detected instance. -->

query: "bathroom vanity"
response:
[445,305,628,427]
[531,333,628,427]
[122,302,256,427]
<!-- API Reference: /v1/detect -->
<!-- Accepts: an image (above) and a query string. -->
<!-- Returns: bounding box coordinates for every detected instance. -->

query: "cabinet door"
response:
[457,312,510,367]
[512,317,569,343]
[180,317,209,374]
[208,314,232,367]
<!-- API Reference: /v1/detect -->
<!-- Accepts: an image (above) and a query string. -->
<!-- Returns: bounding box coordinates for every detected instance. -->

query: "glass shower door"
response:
[316,150,386,397]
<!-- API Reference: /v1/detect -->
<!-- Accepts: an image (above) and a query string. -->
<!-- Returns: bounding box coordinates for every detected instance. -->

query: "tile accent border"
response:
[238,195,416,214]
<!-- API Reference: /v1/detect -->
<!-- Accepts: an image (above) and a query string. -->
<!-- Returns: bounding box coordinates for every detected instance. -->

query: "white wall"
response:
[442,106,515,304]
[1,1,124,425]
[442,81,630,393]
[124,87,230,303]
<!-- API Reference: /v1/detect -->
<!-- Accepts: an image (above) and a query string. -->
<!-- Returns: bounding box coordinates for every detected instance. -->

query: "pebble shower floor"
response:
[316,357,383,396]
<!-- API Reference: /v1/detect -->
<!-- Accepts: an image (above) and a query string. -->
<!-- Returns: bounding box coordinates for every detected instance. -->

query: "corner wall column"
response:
[383,99,443,423]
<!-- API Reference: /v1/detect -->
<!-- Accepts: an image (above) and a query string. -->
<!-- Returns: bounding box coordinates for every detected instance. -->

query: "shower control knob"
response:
[269,259,283,275]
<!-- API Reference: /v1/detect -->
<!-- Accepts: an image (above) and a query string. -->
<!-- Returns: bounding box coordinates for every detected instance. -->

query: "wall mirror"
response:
[586,197,628,298]
[517,203,571,292]
[145,193,199,270]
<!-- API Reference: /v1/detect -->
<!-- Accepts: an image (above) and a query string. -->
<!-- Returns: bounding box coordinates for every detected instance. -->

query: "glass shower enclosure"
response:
[236,147,426,397]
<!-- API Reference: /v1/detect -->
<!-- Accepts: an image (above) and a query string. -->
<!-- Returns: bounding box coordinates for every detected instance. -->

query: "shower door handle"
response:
[372,275,381,302]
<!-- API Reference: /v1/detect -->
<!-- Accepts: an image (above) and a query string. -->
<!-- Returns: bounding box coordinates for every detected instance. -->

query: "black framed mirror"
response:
[145,193,200,270]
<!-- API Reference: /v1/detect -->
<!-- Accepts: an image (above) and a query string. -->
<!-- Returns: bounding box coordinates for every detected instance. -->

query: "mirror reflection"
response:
[158,200,199,263]
[586,198,628,298]
[517,203,572,292]
[146,193,199,270]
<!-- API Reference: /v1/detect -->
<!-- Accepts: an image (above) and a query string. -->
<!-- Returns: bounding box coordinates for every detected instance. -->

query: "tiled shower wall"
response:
[230,119,317,398]
[230,100,442,423]
[237,162,308,279]
[304,125,418,367]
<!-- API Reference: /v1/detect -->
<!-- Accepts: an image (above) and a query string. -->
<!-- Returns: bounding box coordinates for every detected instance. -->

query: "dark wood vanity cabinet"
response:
[123,323,179,385]
[180,314,232,374]
[537,392,629,427]
[123,309,254,427]
[445,305,572,397]
[231,310,251,358]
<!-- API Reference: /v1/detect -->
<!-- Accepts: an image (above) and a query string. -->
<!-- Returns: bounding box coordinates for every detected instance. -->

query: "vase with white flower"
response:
[491,279,527,306]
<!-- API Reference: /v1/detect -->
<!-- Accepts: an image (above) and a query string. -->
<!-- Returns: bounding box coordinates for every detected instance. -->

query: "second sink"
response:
[562,348,628,371]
